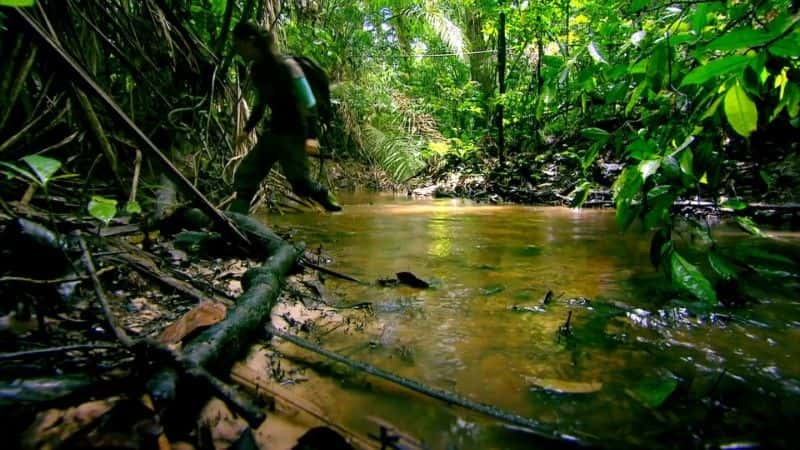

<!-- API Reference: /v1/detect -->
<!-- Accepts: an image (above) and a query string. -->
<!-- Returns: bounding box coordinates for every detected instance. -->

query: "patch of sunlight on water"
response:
[260,193,800,449]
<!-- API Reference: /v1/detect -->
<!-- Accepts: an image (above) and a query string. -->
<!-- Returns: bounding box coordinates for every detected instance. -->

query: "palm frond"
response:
[422,4,465,61]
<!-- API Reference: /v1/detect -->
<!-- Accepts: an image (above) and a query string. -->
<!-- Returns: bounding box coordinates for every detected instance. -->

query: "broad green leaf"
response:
[22,154,61,186]
[706,28,775,51]
[691,4,708,32]
[580,127,611,143]
[614,167,644,231]
[88,196,118,225]
[721,199,747,210]
[582,143,601,171]
[0,161,38,184]
[643,194,676,231]
[571,181,592,208]
[708,252,738,280]
[724,83,758,137]
[0,0,35,5]
[670,251,717,304]
[679,149,694,176]
[627,377,678,408]
[646,44,668,92]
[769,35,800,58]
[626,82,647,116]
[681,56,751,86]
[630,0,650,12]
[626,139,657,160]
[125,200,142,215]
[735,216,763,236]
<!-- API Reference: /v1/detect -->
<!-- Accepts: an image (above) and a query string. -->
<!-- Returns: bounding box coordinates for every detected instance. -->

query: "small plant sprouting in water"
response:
[557,310,573,343]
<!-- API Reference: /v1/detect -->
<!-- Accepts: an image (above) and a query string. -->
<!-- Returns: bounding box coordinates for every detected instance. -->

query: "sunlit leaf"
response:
[724,83,758,137]
[0,0,35,5]
[631,30,646,47]
[22,155,61,186]
[722,199,747,210]
[88,196,117,225]
[638,159,660,181]
[735,216,763,237]
[681,56,751,86]
[627,376,678,408]
[679,149,693,176]
[125,200,142,215]
[708,252,739,280]
[670,251,717,304]
[588,42,607,64]
[706,28,775,51]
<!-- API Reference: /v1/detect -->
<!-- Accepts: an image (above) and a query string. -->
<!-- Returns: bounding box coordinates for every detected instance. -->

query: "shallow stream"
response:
[262,193,800,449]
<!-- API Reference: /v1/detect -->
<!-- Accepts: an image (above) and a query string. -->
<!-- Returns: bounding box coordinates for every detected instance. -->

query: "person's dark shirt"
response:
[244,58,307,136]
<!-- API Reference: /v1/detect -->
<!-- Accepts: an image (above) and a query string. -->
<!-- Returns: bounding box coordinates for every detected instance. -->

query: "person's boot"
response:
[319,191,342,212]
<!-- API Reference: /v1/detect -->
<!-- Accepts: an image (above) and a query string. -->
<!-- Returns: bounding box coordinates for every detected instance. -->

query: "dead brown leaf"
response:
[159,301,226,344]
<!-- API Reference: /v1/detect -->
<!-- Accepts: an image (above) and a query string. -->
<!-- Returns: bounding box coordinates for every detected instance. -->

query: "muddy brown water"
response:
[261,193,800,449]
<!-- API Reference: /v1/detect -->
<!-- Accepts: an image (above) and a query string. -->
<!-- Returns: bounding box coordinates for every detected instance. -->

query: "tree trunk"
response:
[497,2,506,163]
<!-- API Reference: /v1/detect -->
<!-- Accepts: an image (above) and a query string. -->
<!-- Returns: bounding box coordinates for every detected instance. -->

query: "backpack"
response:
[290,55,332,131]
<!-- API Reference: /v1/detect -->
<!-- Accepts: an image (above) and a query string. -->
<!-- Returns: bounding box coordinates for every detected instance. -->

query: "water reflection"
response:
[263,194,800,449]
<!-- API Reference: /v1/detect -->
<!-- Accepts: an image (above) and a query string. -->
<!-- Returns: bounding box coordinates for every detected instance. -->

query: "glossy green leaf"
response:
[735,216,763,237]
[125,200,142,215]
[646,44,668,92]
[724,83,758,137]
[22,155,61,186]
[721,199,747,210]
[681,56,751,86]
[691,4,708,32]
[630,0,650,12]
[670,251,717,304]
[627,377,678,408]
[706,28,775,51]
[580,127,611,143]
[582,143,601,171]
[708,252,739,280]
[88,196,118,225]
[626,82,647,116]
[0,0,35,5]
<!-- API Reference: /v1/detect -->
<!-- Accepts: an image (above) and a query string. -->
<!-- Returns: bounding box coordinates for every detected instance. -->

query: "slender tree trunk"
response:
[214,0,235,56]
[497,1,506,163]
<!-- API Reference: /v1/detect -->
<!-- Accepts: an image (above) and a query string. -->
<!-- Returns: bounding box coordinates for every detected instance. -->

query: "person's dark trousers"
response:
[230,132,331,214]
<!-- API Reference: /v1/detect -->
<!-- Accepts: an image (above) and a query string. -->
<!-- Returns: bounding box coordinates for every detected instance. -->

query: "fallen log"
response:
[147,242,302,428]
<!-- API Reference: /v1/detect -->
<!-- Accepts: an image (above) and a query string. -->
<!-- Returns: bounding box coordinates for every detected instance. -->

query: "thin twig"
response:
[78,233,134,346]
[0,344,122,362]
